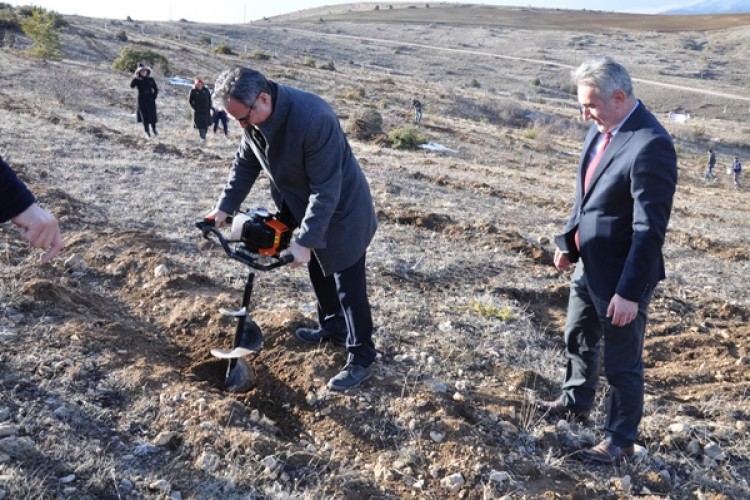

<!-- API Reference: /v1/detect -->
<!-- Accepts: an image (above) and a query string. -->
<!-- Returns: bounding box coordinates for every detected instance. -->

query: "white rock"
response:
[668,422,691,436]
[429,431,445,443]
[0,425,19,438]
[59,474,76,484]
[62,487,77,495]
[423,379,448,393]
[153,432,176,446]
[195,451,220,472]
[170,491,183,500]
[64,253,87,271]
[306,392,318,405]
[440,472,465,493]
[489,470,511,483]
[262,455,277,470]
[249,410,261,423]
[148,479,171,492]
[452,392,466,402]
[154,264,170,277]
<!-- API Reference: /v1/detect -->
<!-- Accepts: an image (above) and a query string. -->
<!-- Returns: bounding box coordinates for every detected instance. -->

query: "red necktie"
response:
[583,132,612,192]
[575,132,612,250]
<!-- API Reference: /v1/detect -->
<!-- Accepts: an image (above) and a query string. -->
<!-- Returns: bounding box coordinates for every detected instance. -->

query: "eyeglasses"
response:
[236,96,260,126]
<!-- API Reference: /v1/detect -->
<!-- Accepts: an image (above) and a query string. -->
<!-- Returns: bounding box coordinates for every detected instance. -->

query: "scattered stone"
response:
[452,392,466,402]
[60,474,76,484]
[489,470,511,483]
[0,436,35,458]
[440,472,465,493]
[133,443,159,456]
[429,431,445,443]
[703,442,726,460]
[62,487,77,496]
[736,420,747,434]
[195,451,220,472]
[154,264,170,277]
[423,379,448,393]
[170,491,183,500]
[63,253,87,272]
[119,479,134,492]
[668,422,691,436]
[0,425,19,438]
[148,479,171,492]
[153,431,177,446]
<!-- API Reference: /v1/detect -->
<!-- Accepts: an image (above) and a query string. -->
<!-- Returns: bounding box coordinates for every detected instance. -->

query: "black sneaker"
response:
[328,363,373,391]
[294,327,345,347]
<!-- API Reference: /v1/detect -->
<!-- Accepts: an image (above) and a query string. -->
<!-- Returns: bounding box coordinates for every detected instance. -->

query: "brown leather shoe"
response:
[536,400,590,421]
[578,439,634,465]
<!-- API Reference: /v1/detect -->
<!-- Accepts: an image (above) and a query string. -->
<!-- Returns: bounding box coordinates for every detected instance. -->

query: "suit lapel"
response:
[581,104,644,202]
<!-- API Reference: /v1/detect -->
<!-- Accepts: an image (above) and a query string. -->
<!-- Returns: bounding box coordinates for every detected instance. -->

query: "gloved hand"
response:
[287,240,311,269]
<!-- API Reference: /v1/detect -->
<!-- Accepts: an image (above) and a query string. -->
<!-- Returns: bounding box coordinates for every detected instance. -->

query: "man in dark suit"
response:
[207,67,378,391]
[540,56,678,464]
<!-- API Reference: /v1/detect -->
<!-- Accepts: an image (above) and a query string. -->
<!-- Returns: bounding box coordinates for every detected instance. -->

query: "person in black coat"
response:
[189,76,213,142]
[1,155,64,263]
[130,65,159,138]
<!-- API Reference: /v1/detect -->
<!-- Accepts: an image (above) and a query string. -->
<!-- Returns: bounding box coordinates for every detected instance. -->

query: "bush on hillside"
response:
[214,42,234,55]
[388,128,427,150]
[21,7,62,59]
[348,109,383,141]
[0,4,19,30]
[112,45,171,76]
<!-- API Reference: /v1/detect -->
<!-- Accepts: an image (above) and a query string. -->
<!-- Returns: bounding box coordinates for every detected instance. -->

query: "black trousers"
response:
[308,253,376,367]
[560,261,650,448]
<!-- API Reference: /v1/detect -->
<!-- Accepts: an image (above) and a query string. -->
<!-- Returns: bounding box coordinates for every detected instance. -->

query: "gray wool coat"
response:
[216,83,377,276]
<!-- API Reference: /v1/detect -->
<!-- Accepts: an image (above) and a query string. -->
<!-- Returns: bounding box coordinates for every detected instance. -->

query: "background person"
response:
[732,156,742,187]
[704,147,717,181]
[212,106,229,138]
[189,76,213,143]
[130,64,159,138]
[408,97,423,124]
[540,56,678,465]
[1,155,64,263]
[206,67,378,391]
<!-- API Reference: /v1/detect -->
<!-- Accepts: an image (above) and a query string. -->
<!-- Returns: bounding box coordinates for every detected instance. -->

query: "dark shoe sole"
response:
[294,329,345,347]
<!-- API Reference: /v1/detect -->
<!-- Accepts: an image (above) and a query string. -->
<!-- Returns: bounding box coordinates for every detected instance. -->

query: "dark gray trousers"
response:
[560,262,650,447]
[308,253,376,367]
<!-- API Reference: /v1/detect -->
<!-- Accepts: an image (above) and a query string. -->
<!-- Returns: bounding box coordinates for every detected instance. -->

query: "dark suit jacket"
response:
[557,102,678,303]
[217,83,377,276]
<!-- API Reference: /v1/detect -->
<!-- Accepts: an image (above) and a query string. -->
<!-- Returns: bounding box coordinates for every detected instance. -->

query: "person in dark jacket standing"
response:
[1,155,64,263]
[206,66,378,391]
[539,56,677,465]
[130,65,159,138]
[189,76,213,143]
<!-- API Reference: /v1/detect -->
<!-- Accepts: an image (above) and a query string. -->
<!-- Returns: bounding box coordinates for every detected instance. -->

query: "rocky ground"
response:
[1,4,749,499]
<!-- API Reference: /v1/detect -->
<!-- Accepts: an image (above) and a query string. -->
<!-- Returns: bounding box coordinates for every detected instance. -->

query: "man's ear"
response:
[612,89,627,106]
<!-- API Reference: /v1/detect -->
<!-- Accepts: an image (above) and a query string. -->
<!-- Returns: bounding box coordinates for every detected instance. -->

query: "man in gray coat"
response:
[207,67,378,390]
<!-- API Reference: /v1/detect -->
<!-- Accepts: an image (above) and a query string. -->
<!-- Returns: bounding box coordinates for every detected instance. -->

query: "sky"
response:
[15,1,694,24]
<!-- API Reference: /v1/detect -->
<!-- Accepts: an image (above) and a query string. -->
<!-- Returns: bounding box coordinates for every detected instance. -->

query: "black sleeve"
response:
[0,156,36,223]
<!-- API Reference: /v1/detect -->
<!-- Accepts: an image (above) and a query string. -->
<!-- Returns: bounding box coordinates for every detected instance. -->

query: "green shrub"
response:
[303,56,316,67]
[319,60,335,71]
[388,128,427,150]
[343,87,366,100]
[251,49,271,60]
[0,5,19,30]
[112,45,171,76]
[21,7,62,59]
[196,35,211,45]
[115,30,127,41]
[214,42,234,55]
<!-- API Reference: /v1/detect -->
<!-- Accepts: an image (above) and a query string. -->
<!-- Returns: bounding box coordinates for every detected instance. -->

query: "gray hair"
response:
[572,56,633,99]
[212,66,270,108]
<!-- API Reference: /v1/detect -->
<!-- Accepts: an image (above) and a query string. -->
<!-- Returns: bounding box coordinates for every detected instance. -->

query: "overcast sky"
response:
[16,1,694,24]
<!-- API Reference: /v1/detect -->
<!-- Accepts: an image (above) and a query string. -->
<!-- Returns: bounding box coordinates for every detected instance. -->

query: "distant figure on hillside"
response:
[189,76,213,143]
[408,97,423,125]
[211,107,229,138]
[704,147,717,181]
[1,155,64,263]
[732,156,742,188]
[130,65,159,138]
